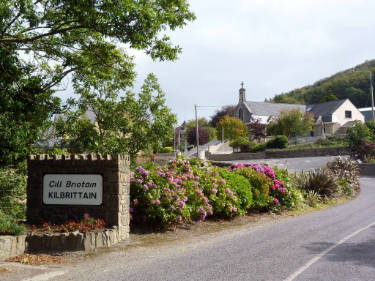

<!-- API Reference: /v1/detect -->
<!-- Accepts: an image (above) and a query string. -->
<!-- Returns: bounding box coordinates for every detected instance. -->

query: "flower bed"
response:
[130,158,359,228]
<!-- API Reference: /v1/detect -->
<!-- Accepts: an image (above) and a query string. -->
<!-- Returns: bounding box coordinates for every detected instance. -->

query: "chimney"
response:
[239,81,246,103]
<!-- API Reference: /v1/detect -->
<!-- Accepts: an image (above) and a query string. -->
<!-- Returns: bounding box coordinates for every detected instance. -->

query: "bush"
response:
[326,157,360,193]
[0,210,25,235]
[0,168,27,219]
[159,147,174,153]
[251,142,267,152]
[229,137,255,152]
[218,169,253,213]
[232,166,271,210]
[296,169,339,198]
[346,121,373,159]
[266,135,288,149]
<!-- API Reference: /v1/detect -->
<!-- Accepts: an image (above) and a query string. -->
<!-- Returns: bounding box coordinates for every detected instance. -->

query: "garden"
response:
[0,156,360,236]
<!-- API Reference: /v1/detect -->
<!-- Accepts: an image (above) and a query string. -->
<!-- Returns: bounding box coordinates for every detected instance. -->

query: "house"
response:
[233,83,365,136]
[307,99,365,136]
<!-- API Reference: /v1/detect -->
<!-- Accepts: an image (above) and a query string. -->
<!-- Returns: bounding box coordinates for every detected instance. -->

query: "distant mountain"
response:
[269,60,375,108]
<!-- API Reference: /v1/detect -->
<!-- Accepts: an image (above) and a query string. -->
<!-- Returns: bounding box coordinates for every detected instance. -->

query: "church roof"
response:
[244,101,306,116]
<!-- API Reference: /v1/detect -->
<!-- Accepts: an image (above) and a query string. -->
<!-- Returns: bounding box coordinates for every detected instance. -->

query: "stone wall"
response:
[0,235,26,261]
[207,147,349,161]
[359,163,375,176]
[27,154,130,241]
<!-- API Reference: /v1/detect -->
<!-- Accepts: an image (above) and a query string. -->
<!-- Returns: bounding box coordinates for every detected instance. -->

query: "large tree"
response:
[216,116,248,141]
[267,109,314,138]
[55,73,176,159]
[0,1,195,163]
[0,1,195,91]
[210,105,235,127]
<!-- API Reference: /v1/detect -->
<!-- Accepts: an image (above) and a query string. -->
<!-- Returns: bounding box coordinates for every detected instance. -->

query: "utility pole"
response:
[222,127,224,143]
[195,104,199,158]
[370,71,375,122]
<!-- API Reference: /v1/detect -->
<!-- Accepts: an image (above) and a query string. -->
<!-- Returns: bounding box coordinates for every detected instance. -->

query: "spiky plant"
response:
[300,169,339,198]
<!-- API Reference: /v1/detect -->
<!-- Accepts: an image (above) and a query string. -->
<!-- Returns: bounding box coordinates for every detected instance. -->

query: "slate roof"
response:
[306,99,347,118]
[244,101,306,116]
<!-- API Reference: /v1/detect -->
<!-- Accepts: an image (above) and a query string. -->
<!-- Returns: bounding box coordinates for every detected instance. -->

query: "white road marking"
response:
[284,220,375,281]
[21,270,65,281]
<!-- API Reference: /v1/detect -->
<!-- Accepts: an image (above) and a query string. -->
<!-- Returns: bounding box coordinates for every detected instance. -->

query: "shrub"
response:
[159,147,174,153]
[266,135,288,149]
[326,157,360,193]
[297,169,339,198]
[0,210,25,235]
[346,121,373,159]
[232,167,271,210]
[271,168,302,210]
[251,142,267,152]
[218,169,253,213]
[0,168,27,219]
[304,191,321,207]
[230,137,255,152]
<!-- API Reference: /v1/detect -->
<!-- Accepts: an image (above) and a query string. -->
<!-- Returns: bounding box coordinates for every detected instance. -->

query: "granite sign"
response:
[43,174,103,205]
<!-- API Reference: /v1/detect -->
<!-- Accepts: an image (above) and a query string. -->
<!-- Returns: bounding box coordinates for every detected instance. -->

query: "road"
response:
[12,176,372,281]
[226,155,348,172]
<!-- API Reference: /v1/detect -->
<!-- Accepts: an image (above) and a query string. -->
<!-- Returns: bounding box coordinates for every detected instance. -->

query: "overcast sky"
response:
[59,0,375,124]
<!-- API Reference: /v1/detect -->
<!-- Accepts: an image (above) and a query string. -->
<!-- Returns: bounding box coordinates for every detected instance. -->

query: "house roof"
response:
[244,101,306,116]
[306,99,347,118]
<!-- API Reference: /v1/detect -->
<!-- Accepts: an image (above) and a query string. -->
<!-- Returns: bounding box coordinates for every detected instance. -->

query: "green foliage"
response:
[210,106,236,127]
[160,147,174,153]
[0,1,196,93]
[304,191,321,207]
[346,121,374,159]
[218,169,253,213]
[0,168,27,220]
[0,1,194,165]
[229,137,256,152]
[216,116,249,140]
[0,47,60,166]
[0,210,25,235]
[267,109,314,137]
[266,135,288,149]
[55,74,177,159]
[320,93,338,103]
[271,61,375,108]
[234,167,271,210]
[251,142,267,152]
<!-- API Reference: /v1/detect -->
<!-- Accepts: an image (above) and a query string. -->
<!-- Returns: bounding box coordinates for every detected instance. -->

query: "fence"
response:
[288,136,325,145]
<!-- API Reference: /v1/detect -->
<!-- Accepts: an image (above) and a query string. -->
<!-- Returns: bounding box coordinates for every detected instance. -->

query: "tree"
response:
[320,94,338,103]
[187,127,209,146]
[216,116,248,141]
[1,1,195,92]
[184,118,216,142]
[55,74,176,159]
[0,47,60,165]
[248,118,267,142]
[267,109,314,138]
[210,105,236,127]
[0,1,194,163]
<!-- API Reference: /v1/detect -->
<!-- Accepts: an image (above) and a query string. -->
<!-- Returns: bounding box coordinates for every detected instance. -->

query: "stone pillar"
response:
[27,154,130,242]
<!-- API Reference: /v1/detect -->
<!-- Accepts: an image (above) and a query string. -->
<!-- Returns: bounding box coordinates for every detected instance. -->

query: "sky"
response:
[58,0,375,124]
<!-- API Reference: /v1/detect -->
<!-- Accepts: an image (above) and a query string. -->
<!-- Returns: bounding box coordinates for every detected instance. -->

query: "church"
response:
[233,83,365,136]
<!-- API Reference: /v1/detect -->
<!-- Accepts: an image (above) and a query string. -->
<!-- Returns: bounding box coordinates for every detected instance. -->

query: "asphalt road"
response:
[226,155,348,172]
[35,177,375,281]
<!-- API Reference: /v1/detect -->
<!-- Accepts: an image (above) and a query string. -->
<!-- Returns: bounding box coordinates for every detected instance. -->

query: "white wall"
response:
[332,99,365,125]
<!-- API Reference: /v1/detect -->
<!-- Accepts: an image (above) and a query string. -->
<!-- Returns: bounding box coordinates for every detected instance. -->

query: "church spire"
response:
[239,81,246,103]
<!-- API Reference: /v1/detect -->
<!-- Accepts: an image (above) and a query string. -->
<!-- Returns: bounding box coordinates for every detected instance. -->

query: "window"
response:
[345,110,352,118]
[239,108,243,121]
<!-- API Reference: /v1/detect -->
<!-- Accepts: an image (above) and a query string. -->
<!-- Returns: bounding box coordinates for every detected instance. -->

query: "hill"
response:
[269,60,375,107]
